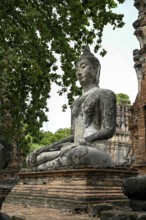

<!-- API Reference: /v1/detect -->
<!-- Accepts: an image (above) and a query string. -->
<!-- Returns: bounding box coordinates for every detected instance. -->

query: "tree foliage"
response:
[116,93,131,105]
[0,0,125,144]
[23,128,71,155]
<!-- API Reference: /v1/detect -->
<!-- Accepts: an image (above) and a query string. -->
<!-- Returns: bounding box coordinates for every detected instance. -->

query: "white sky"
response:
[43,0,139,133]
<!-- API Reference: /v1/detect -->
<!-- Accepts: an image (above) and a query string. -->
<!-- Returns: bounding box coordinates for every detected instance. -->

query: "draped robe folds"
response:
[28,87,116,170]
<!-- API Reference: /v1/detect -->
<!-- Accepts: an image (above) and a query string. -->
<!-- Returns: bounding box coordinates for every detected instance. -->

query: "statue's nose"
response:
[77,71,82,77]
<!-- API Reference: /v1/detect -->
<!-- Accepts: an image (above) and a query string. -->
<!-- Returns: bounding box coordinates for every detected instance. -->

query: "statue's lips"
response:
[78,76,84,81]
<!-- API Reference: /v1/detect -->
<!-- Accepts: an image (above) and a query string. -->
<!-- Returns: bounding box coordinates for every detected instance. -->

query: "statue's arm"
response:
[26,134,74,167]
[85,90,116,142]
[28,104,75,158]
[34,135,74,155]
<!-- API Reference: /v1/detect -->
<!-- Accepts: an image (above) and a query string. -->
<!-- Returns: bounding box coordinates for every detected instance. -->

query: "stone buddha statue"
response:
[26,46,116,170]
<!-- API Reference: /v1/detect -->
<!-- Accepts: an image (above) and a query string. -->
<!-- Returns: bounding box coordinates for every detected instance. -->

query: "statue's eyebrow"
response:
[79,61,86,66]
[76,60,87,69]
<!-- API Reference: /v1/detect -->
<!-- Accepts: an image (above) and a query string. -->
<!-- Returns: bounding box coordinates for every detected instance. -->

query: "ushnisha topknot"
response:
[79,45,95,59]
[75,45,100,68]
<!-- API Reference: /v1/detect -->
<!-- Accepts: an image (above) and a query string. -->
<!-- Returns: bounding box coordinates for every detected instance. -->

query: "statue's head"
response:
[75,45,101,86]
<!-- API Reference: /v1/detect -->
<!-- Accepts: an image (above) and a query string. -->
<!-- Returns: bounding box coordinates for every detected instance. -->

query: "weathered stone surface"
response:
[122,176,146,200]
[130,199,146,211]
[101,210,146,220]
[2,203,98,220]
[122,175,146,211]
[87,203,115,217]
[0,169,19,212]
[0,140,11,170]
[0,213,11,220]
[26,46,116,170]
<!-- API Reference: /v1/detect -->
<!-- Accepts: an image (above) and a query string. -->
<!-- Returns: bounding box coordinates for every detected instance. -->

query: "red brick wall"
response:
[129,0,146,173]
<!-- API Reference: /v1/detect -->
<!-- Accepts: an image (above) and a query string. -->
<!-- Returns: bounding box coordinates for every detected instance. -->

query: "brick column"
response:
[129,0,146,173]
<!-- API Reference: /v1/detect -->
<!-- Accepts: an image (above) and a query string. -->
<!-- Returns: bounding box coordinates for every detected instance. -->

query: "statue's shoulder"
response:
[90,87,115,97]
[71,97,80,109]
[99,88,116,103]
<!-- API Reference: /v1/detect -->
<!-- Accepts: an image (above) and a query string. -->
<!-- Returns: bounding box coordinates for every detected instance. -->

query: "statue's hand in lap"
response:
[78,140,87,146]
[26,144,62,167]
[26,150,38,167]
[60,143,77,156]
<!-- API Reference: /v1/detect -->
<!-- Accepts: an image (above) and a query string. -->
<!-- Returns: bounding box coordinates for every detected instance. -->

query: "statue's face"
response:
[76,58,96,87]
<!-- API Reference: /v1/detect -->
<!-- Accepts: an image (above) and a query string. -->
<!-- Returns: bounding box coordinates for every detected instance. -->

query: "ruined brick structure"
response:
[0,143,20,210]
[108,104,132,165]
[129,0,146,174]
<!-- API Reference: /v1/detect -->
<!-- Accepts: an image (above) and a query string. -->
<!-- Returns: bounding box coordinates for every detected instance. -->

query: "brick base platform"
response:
[4,167,138,210]
[0,168,19,210]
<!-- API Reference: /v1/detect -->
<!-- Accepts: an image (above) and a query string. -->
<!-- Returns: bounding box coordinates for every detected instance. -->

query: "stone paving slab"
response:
[1,203,100,220]
[101,210,146,220]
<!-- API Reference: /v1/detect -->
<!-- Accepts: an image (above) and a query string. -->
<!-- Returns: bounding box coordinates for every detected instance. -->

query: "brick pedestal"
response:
[0,168,19,210]
[5,167,138,210]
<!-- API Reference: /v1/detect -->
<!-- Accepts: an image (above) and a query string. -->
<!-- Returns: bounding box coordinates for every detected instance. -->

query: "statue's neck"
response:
[82,83,99,94]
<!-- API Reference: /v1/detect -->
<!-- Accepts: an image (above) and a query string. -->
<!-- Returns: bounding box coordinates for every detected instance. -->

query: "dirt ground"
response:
[1,203,100,220]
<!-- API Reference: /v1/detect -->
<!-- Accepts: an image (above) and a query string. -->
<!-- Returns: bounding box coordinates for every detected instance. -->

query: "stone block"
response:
[130,199,146,211]
[0,213,11,220]
[123,176,146,200]
[101,210,146,220]
[100,209,146,220]
[87,203,115,217]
